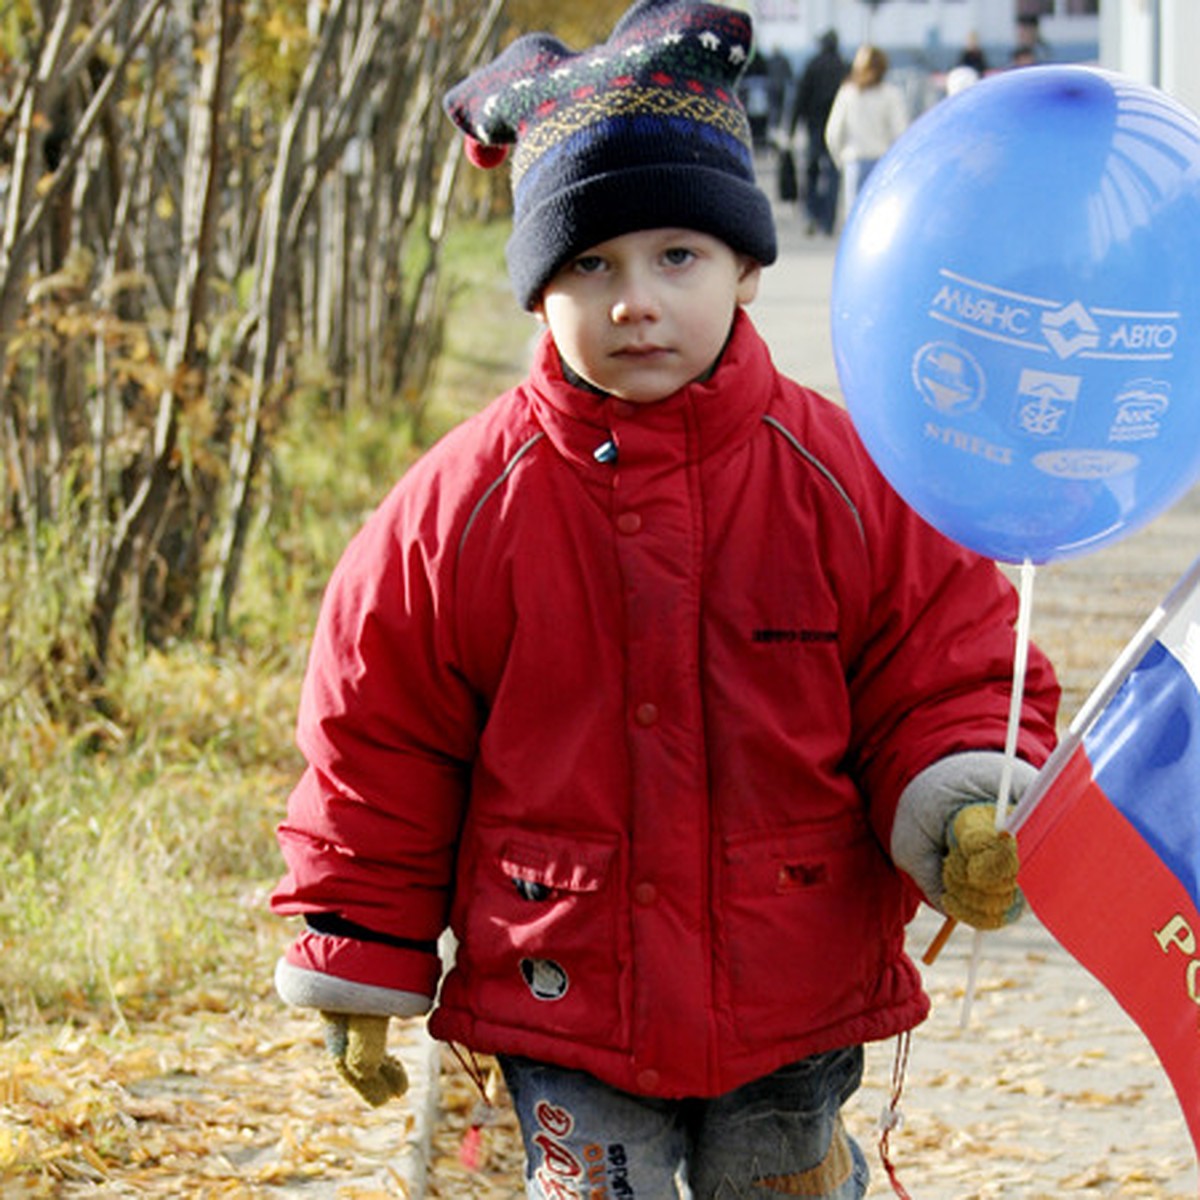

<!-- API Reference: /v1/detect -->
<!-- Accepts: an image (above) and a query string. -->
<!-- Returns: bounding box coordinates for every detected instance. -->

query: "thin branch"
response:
[12,0,170,270]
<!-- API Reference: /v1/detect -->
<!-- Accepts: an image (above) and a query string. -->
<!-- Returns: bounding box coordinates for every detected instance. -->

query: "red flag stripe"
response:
[1018,743,1200,1156]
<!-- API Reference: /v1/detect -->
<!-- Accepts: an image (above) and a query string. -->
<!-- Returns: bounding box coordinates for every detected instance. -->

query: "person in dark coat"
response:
[789,29,847,235]
[958,30,988,75]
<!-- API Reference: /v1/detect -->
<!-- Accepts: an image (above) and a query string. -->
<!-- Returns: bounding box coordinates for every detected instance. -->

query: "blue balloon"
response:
[831,66,1200,563]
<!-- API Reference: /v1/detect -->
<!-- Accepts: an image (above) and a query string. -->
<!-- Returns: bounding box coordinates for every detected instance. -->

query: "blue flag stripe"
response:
[1083,639,1200,911]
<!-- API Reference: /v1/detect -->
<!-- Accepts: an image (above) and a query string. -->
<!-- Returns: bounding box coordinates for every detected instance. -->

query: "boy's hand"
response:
[941,803,1023,930]
[322,1013,409,1107]
[890,750,1034,925]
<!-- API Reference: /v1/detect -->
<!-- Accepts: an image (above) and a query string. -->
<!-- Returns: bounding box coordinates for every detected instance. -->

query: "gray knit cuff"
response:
[274,958,432,1018]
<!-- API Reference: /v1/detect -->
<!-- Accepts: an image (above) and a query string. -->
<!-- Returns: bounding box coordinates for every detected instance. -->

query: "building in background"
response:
[751,2,1199,126]
[752,0,1100,80]
[1099,1,1200,116]
[749,1,1100,120]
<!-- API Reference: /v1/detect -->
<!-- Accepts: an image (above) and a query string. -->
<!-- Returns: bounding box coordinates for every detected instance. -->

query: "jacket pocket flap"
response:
[499,835,615,893]
[724,819,872,895]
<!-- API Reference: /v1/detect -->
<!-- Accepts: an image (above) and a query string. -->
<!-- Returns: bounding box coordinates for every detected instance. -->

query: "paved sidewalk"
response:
[752,207,844,399]
[378,196,1200,1200]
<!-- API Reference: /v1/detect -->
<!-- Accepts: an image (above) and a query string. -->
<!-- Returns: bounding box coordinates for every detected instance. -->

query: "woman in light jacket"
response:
[825,44,909,219]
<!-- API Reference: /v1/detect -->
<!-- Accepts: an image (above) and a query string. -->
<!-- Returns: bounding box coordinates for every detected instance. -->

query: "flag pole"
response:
[928,552,1200,990]
[1005,547,1200,1163]
[1008,549,1200,837]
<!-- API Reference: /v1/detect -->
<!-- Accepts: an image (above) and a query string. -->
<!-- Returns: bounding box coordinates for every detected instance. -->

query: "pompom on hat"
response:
[443,0,778,309]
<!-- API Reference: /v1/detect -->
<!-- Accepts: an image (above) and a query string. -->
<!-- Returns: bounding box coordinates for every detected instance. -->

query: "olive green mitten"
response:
[322,1012,409,1107]
[941,803,1023,930]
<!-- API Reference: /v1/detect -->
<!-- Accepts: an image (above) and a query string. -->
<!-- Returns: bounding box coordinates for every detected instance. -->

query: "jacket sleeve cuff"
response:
[275,929,440,1016]
[890,750,1038,908]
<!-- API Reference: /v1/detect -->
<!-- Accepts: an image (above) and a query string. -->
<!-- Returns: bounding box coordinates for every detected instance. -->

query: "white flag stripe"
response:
[1161,588,1200,692]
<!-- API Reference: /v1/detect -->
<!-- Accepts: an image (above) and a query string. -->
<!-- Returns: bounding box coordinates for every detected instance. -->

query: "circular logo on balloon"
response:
[1109,378,1169,442]
[831,67,1200,563]
[912,341,985,415]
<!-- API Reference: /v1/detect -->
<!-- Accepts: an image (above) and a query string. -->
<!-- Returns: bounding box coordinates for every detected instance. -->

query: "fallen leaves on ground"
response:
[0,980,420,1198]
[2,940,1197,1198]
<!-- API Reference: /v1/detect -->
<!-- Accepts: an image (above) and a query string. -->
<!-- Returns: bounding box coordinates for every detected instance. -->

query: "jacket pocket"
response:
[718,817,902,1047]
[456,823,629,1048]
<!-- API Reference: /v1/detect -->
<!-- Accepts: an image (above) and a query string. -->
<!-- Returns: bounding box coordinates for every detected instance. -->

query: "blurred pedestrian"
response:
[766,47,794,131]
[740,50,772,148]
[788,29,847,236]
[958,31,988,75]
[945,64,980,98]
[825,44,909,218]
[1015,13,1049,63]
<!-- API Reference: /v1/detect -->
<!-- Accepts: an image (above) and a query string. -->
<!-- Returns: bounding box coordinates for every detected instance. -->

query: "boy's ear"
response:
[737,257,762,305]
[530,298,548,323]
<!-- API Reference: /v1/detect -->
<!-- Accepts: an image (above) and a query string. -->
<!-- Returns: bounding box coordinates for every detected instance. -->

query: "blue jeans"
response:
[499,1047,868,1199]
[842,158,879,216]
[805,150,840,236]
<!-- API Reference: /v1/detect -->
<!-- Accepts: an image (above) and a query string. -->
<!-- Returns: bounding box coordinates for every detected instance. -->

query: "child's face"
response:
[533,228,761,404]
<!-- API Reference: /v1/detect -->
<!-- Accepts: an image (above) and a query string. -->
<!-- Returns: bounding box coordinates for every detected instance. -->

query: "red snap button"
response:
[616,511,642,534]
[636,1068,660,1092]
[634,702,659,726]
[634,882,657,906]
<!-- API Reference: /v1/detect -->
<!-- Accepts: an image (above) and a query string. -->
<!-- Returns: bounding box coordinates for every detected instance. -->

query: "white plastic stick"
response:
[960,558,1036,1029]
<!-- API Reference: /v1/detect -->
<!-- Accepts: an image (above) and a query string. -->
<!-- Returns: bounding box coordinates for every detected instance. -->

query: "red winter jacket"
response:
[272,311,1059,1098]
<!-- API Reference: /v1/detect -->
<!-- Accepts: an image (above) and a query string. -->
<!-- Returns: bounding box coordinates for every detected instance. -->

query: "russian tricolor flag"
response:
[1012,555,1200,1161]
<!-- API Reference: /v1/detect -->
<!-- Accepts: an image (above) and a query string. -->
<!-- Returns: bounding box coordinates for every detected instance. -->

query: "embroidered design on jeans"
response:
[530,1098,635,1199]
[753,1116,854,1196]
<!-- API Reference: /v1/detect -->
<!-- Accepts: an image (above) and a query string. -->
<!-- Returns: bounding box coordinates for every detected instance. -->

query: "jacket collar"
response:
[525,309,776,473]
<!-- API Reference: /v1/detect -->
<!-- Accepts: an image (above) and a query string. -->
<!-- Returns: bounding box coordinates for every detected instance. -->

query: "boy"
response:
[270,2,1060,1197]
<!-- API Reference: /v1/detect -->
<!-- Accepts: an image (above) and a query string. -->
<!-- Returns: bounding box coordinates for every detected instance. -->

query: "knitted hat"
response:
[443,0,777,309]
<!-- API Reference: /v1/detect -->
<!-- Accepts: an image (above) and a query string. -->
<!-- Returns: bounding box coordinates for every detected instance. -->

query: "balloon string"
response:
[957,558,1036,1029]
[922,559,1036,983]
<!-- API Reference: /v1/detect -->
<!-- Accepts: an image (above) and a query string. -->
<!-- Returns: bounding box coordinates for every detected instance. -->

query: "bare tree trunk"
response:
[386,0,504,415]
[89,0,235,666]
[0,0,81,554]
[206,0,396,639]
[89,6,168,584]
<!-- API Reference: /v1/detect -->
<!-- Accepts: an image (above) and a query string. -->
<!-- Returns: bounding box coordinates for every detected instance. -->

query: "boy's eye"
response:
[662,246,696,267]
[572,254,606,275]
